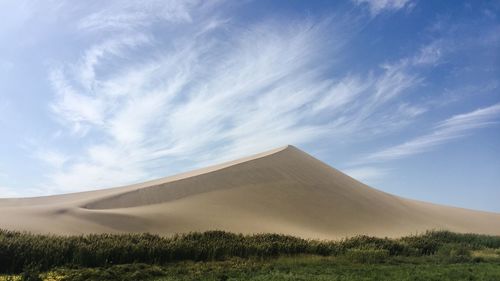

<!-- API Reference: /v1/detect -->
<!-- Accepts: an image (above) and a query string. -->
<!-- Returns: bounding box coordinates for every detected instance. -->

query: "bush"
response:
[0,229,498,274]
[20,265,41,281]
[436,244,471,263]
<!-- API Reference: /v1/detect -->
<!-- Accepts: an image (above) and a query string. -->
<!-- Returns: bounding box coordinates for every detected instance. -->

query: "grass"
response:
[2,256,500,281]
[471,248,500,260]
[1,230,499,280]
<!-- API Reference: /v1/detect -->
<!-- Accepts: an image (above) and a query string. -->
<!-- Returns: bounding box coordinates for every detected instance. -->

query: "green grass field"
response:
[3,256,500,281]
[1,230,499,281]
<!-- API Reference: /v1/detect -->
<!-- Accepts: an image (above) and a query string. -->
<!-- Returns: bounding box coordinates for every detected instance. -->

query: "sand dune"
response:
[0,145,499,239]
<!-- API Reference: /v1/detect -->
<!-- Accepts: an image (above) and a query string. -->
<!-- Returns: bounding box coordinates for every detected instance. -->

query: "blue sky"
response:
[0,0,499,212]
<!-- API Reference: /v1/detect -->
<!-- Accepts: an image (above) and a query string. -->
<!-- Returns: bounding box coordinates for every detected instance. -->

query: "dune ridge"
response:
[0,145,499,239]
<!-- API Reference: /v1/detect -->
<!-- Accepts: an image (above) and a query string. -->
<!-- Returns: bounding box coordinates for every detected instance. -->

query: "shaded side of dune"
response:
[0,145,499,239]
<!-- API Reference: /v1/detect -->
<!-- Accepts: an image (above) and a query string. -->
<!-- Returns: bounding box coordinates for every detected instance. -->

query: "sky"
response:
[0,0,499,212]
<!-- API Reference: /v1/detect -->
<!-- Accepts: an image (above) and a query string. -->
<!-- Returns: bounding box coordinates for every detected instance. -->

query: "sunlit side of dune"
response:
[0,145,499,239]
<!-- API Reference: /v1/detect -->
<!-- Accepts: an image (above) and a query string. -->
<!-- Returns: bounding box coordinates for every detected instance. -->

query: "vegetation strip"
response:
[1,230,499,280]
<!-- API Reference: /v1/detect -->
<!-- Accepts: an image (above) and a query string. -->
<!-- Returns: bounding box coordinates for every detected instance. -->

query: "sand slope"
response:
[1,145,499,239]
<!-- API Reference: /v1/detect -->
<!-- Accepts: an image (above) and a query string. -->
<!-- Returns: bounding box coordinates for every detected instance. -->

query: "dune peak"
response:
[0,145,499,239]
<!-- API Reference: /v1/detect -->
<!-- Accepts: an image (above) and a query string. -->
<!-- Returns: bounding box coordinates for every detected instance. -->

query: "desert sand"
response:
[0,145,499,239]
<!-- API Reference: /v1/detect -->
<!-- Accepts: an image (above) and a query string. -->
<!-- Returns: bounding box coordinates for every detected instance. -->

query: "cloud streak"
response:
[35,3,435,194]
[357,103,500,164]
[342,166,390,183]
[77,0,202,31]
[15,1,494,198]
[352,0,415,15]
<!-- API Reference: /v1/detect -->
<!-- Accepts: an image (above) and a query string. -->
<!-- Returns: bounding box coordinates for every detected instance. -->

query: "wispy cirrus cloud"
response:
[77,0,203,31]
[342,166,390,184]
[49,33,153,135]
[2,0,500,213]
[355,103,500,164]
[412,41,443,66]
[23,1,497,197]
[352,0,415,15]
[36,4,436,194]
[77,35,152,91]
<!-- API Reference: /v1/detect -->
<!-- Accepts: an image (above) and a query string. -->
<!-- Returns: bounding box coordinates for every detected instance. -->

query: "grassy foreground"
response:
[1,256,500,281]
[1,230,499,280]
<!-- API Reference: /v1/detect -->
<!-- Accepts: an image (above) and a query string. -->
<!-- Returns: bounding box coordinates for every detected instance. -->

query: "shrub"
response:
[20,265,41,281]
[436,244,471,263]
[0,229,498,273]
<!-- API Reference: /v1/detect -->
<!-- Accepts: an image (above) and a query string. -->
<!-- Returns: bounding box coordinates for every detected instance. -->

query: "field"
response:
[2,257,500,281]
[1,230,500,280]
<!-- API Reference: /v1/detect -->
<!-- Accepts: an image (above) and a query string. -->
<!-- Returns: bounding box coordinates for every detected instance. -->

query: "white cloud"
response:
[77,35,151,90]
[342,166,389,183]
[397,103,427,118]
[313,75,370,113]
[77,0,201,31]
[38,3,436,194]
[357,103,500,164]
[411,39,450,66]
[44,18,341,192]
[435,104,500,130]
[49,69,105,135]
[374,62,420,102]
[412,43,442,66]
[48,33,152,136]
[352,0,415,15]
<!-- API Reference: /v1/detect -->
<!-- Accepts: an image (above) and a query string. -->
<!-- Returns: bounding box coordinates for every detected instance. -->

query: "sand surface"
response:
[1,145,499,239]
